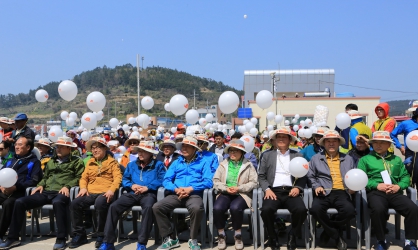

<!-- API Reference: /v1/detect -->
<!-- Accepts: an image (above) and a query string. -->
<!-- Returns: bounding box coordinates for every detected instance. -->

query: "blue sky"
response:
[0,1,417,102]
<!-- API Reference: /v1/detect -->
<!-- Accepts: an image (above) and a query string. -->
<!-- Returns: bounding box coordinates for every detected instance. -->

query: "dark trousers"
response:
[0,191,24,237]
[153,194,204,240]
[367,190,418,241]
[7,191,70,240]
[310,190,355,240]
[70,193,113,236]
[103,192,157,244]
[260,188,307,241]
[213,194,248,230]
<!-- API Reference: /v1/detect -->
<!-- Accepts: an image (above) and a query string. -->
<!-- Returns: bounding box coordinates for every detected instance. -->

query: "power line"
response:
[333,82,418,94]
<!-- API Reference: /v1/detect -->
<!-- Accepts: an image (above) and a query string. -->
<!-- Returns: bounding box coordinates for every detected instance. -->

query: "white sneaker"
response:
[218,234,226,250]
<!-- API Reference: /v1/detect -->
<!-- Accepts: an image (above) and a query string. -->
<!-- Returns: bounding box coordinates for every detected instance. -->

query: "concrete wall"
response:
[249,97,381,130]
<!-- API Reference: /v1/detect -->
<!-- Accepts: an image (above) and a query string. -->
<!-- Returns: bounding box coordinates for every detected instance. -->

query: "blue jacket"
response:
[201,150,219,173]
[335,127,350,150]
[4,152,42,195]
[300,144,324,162]
[163,152,213,194]
[391,119,418,150]
[122,159,166,193]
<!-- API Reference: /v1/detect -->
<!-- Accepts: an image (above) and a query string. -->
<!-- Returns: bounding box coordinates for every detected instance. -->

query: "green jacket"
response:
[358,151,410,192]
[37,154,85,191]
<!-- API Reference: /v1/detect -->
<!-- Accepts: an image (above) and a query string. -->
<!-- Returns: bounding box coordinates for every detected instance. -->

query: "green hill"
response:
[0,64,243,123]
[387,100,414,116]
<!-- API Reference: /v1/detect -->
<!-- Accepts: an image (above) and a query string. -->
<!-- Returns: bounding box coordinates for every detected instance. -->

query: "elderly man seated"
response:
[358,131,418,250]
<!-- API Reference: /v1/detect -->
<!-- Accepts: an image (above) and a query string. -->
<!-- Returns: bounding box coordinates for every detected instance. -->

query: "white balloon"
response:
[109,118,119,128]
[335,113,351,130]
[81,112,97,130]
[344,169,368,191]
[221,129,227,134]
[240,135,254,152]
[243,119,249,125]
[304,128,313,138]
[118,146,127,154]
[245,122,254,131]
[132,126,138,132]
[205,114,214,122]
[136,114,150,127]
[251,118,258,125]
[275,115,283,124]
[0,168,18,188]
[295,114,300,119]
[217,125,223,131]
[58,80,78,101]
[35,89,49,102]
[95,111,104,121]
[130,132,141,138]
[255,90,273,109]
[218,91,239,114]
[406,130,418,152]
[66,118,75,126]
[128,117,136,124]
[81,131,91,141]
[199,118,207,126]
[289,157,309,178]
[86,91,106,112]
[222,124,228,130]
[244,14,247,18]
[122,124,130,131]
[141,96,154,110]
[205,124,211,130]
[60,111,69,120]
[48,128,63,142]
[267,125,274,131]
[171,127,177,133]
[185,109,199,124]
[169,94,189,116]
[238,126,247,133]
[69,112,78,120]
[305,118,313,127]
[266,112,275,121]
[164,103,171,112]
[250,128,258,137]
[138,128,143,132]
[298,129,305,138]
[229,129,235,136]
[292,118,297,124]
[293,125,299,132]
[34,135,41,141]
[284,120,290,126]
[300,120,305,126]
[310,126,318,134]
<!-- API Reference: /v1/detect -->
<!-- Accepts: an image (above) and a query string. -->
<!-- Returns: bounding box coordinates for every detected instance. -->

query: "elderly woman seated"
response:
[212,139,258,250]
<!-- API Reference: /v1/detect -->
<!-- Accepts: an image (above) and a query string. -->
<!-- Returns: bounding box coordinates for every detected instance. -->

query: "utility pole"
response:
[140,54,141,115]
[191,89,199,109]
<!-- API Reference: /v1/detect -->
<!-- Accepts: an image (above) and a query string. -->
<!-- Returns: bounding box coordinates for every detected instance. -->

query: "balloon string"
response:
[292,177,298,187]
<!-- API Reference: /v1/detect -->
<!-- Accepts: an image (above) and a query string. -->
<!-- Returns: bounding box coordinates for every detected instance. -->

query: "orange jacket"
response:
[372,103,396,133]
[79,155,122,193]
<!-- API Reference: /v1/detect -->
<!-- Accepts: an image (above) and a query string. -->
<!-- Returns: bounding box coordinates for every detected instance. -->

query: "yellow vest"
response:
[349,122,372,150]
[326,153,344,190]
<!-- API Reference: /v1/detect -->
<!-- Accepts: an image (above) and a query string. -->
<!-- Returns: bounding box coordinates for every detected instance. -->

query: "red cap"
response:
[177,123,185,129]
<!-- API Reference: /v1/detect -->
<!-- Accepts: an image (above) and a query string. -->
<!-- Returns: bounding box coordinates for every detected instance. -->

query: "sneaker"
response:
[404,242,418,250]
[53,239,67,250]
[0,239,20,250]
[188,239,200,250]
[158,237,180,250]
[69,234,88,248]
[95,236,104,248]
[137,243,147,250]
[375,241,388,250]
[217,234,226,250]
[234,235,244,250]
[98,242,115,250]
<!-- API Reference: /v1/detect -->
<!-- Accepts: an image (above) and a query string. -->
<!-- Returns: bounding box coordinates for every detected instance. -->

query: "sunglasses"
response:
[0,148,4,151]
[129,141,139,145]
